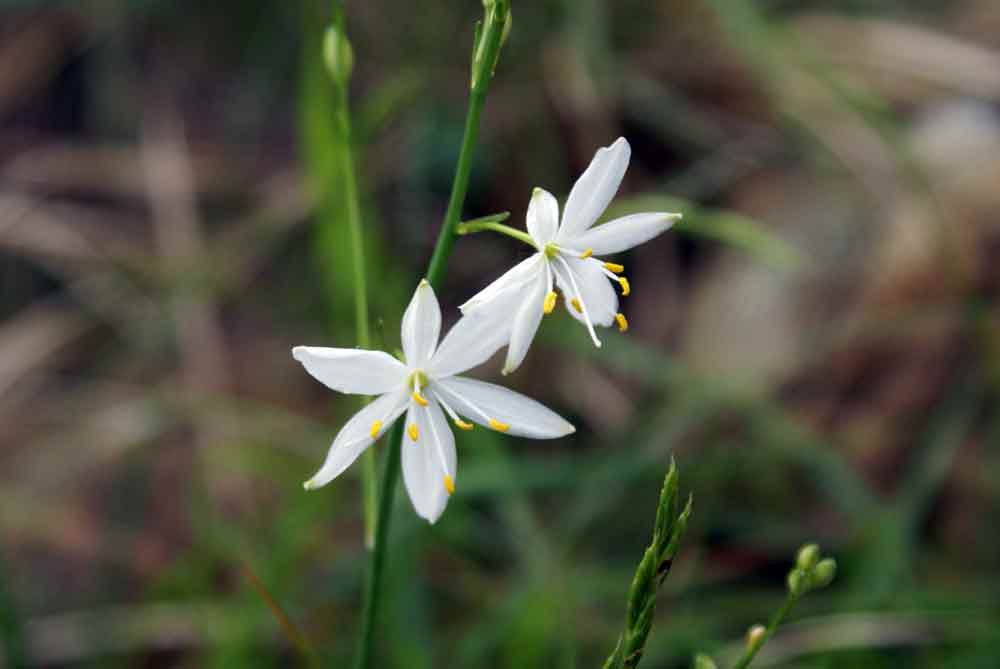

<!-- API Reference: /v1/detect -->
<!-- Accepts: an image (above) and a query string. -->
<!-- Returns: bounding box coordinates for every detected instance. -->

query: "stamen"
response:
[553,255,602,348]
[603,261,625,274]
[618,276,631,296]
[615,313,629,333]
[579,248,593,259]
[370,420,382,439]
[412,391,428,406]
[543,291,557,315]
[444,475,455,495]
[407,423,419,442]
[454,419,475,431]
[489,418,510,432]
[570,297,583,313]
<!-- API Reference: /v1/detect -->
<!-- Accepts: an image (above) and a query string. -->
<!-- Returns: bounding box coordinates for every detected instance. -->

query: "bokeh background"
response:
[3,0,1000,666]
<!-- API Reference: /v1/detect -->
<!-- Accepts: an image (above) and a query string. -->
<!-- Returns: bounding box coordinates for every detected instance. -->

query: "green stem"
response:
[457,219,537,250]
[730,592,799,669]
[336,85,378,550]
[353,4,510,668]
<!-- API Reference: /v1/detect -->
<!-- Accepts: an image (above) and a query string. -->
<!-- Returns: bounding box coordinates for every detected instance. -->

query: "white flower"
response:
[460,137,681,374]
[293,280,575,523]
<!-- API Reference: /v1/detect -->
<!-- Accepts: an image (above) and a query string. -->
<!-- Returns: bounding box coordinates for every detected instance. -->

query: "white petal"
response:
[557,137,631,240]
[459,254,544,314]
[303,389,408,490]
[293,346,407,395]
[569,212,681,256]
[401,279,441,367]
[435,376,575,439]
[502,270,548,375]
[401,399,453,523]
[555,257,618,327]
[430,308,512,378]
[526,187,560,245]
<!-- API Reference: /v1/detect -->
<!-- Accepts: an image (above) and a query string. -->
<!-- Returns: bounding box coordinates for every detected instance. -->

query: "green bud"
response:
[786,568,807,596]
[323,25,354,84]
[795,543,820,571]
[693,653,718,669]
[811,558,837,588]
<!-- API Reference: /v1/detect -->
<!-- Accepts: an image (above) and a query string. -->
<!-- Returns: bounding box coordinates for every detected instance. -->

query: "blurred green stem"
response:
[354,3,510,669]
[0,552,26,669]
[730,592,798,669]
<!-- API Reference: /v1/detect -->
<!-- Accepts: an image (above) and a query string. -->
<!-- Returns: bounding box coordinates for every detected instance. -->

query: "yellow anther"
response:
[543,291,557,315]
[370,420,382,439]
[412,391,428,406]
[444,475,455,496]
[571,297,583,313]
[618,276,631,296]
[407,423,419,441]
[579,248,593,259]
[615,313,629,333]
[603,262,625,274]
[488,418,510,432]
[454,419,475,431]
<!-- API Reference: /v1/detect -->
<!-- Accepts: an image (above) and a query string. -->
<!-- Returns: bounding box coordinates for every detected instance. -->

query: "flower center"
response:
[543,242,560,259]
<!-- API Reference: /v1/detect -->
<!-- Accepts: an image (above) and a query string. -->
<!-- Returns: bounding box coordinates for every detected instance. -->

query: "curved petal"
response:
[557,137,630,240]
[555,257,618,328]
[526,187,560,245]
[293,346,407,395]
[303,389,408,490]
[435,376,575,439]
[401,399,454,523]
[502,269,548,375]
[430,307,512,378]
[401,279,441,367]
[459,254,544,314]
[569,212,681,255]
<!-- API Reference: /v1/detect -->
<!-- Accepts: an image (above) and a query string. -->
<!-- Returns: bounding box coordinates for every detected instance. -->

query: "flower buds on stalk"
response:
[471,0,511,90]
[786,544,837,597]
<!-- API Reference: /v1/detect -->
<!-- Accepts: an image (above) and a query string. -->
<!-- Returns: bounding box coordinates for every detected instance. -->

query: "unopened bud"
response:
[795,543,820,571]
[693,653,718,669]
[323,26,354,84]
[745,624,766,651]
[811,558,837,588]
[787,568,807,596]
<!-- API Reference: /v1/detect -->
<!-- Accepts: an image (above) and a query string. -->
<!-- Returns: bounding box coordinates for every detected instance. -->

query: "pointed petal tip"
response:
[291,345,306,360]
[418,277,430,287]
[302,479,316,491]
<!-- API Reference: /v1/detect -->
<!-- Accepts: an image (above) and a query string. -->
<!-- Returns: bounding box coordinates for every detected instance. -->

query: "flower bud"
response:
[795,543,820,571]
[811,558,837,588]
[323,26,354,84]
[786,568,807,596]
[745,624,766,651]
[693,653,718,669]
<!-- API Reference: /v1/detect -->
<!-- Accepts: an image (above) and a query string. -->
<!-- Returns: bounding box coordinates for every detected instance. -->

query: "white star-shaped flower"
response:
[460,137,681,375]
[293,280,575,523]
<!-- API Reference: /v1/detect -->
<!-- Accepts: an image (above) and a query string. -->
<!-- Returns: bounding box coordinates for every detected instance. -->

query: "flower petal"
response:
[430,308,512,378]
[554,257,618,328]
[303,389,408,490]
[460,254,544,314]
[526,187,560,245]
[502,270,548,375]
[569,212,681,255]
[557,137,630,240]
[401,279,441,367]
[435,376,575,439]
[401,399,454,523]
[293,346,407,395]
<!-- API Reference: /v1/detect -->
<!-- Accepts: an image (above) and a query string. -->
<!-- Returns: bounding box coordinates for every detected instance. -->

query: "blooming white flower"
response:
[460,137,681,374]
[293,280,575,523]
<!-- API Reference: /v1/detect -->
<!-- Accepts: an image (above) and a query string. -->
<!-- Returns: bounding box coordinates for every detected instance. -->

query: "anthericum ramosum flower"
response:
[459,137,681,374]
[293,280,575,523]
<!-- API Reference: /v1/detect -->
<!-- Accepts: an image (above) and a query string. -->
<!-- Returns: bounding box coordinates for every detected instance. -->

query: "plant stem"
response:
[730,592,799,669]
[457,219,537,250]
[353,4,510,668]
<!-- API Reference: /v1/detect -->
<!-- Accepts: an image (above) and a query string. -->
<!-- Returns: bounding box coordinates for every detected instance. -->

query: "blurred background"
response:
[2,0,1000,666]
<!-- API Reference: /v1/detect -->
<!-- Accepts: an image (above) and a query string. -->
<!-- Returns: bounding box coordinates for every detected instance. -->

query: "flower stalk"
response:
[603,459,693,669]
[457,217,537,249]
[353,2,511,667]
